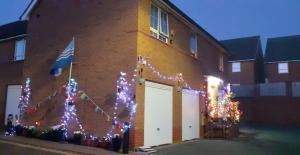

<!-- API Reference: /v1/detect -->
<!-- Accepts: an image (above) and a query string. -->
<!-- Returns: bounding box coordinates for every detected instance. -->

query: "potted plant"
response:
[97,137,111,149]
[73,131,83,145]
[112,134,122,152]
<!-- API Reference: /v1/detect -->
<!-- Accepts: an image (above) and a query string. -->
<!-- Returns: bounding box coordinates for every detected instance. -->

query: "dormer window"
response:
[150,4,169,43]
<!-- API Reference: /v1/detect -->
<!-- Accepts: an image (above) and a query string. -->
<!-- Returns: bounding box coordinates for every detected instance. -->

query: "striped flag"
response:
[50,38,75,77]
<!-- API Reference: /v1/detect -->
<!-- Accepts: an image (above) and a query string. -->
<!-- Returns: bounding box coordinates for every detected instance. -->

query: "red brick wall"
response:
[238,97,300,127]
[266,62,300,83]
[23,0,229,148]
[228,61,256,85]
[132,0,229,147]
[0,39,24,129]
[24,0,138,135]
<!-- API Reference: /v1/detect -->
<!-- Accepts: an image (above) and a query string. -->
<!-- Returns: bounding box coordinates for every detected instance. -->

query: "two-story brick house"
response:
[221,36,264,86]
[15,0,229,148]
[0,21,27,128]
[265,35,300,83]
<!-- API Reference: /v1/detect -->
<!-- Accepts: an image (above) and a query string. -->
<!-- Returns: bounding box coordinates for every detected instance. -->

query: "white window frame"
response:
[14,39,26,61]
[219,55,224,72]
[150,4,169,43]
[232,62,241,72]
[190,34,197,55]
[278,62,288,74]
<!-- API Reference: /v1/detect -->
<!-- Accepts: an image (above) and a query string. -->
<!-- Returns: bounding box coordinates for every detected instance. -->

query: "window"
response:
[14,39,26,61]
[278,63,288,74]
[232,62,241,72]
[219,55,224,72]
[150,4,169,43]
[190,34,197,56]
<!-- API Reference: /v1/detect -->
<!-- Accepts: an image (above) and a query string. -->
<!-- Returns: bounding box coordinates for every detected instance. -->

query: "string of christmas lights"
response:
[137,56,205,95]
[18,78,31,124]
[60,79,86,138]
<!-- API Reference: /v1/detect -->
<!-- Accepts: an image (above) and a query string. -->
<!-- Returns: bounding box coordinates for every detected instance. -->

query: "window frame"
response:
[232,62,241,72]
[219,55,224,72]
[278,62,289,74]
[14,39,26,61]
[150,4,169,43]
[159,9,169,37]
[190,34,198,55]
[150,4,159,34]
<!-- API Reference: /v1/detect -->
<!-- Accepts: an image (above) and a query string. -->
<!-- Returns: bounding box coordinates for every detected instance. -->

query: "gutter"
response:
[0,34,27,42]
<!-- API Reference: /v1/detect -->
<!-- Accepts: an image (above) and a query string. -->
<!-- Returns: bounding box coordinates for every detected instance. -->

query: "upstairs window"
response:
[190,34,197,56]
[150,4,169,43]
[278,63,288,74]
[232,62,241,72]
[14,39,26,61]
[219,55,224,72]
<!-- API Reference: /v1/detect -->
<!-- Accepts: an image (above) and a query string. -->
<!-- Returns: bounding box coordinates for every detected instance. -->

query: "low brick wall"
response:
[238,97,300,127]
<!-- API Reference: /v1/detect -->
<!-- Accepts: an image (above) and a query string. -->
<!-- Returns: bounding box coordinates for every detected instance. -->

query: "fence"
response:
[232,82,300,97]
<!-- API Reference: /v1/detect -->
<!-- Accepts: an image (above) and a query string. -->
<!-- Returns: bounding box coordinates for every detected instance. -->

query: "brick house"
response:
[221,36,265,86]
[0,21,27,128]
[4,0,230,148]
[265,35,300,83]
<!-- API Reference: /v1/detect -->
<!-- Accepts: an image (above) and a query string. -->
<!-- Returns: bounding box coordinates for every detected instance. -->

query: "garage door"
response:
[144,81,173,147]
[182,89,200,141]
[5,85,22,125]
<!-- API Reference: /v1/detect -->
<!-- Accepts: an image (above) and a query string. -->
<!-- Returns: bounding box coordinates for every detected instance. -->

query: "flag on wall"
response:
[50,38,75,77]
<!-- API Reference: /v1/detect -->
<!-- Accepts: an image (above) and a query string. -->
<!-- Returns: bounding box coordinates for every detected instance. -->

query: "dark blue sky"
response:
[1,0,300,51]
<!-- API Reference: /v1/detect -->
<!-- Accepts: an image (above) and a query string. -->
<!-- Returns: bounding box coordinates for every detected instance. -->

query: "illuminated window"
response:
[150,4,169,43]
[278,63,288,74]
[14,39,26,61]
[232,62,241,72]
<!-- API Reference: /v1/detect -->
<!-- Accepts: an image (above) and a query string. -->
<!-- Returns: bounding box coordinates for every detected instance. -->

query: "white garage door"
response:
[182,89,200,141]
[5,85,22,125]
[144,81,173,147]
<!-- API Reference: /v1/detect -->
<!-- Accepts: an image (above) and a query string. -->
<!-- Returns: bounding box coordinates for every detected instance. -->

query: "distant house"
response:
[0,21,27,126]
[265,35,300,83]
[221,36,264,85]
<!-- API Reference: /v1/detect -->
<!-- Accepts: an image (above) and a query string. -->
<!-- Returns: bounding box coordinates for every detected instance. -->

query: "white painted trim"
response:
[0,34,26,42]
[20,0,38,21]
[228,59,255,62]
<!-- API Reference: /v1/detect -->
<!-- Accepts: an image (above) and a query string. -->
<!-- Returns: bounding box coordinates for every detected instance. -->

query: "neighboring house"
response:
[265,35,300,83]
[221,36,264,86]
[15,0,229,148]
[0,21,27,128]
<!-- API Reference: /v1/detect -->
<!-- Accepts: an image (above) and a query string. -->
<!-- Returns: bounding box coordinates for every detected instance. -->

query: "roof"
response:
[220,36,261,61]
[265,35,300,63]
[0,21,27,41]
[162,0,229,54]
[19,0,38,21]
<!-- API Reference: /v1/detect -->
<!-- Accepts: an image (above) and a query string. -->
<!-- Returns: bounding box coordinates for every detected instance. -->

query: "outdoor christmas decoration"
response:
[60,78,88,138]
[18,78,31,122]
[206,77,241,130]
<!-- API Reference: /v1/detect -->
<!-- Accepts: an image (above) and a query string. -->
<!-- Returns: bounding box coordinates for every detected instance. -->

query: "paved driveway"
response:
[154,125,300,155]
